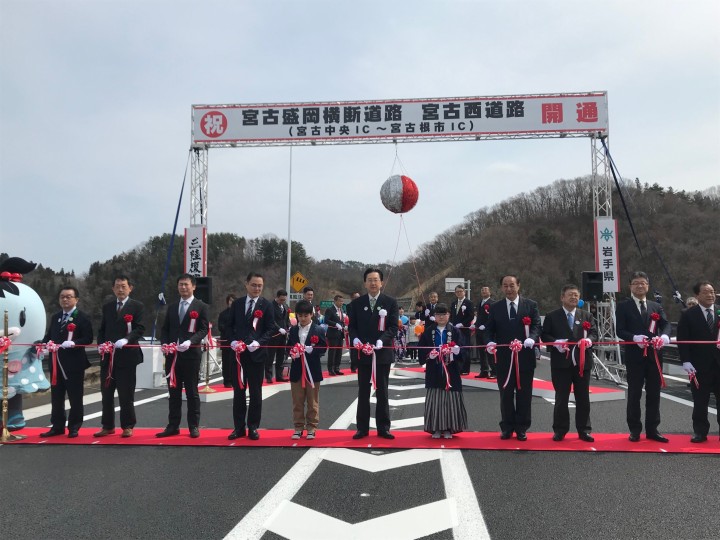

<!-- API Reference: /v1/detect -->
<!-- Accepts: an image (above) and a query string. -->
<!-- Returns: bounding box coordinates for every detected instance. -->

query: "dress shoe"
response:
[477,372,489,379]
[500,431,513,440]
[552,432,565,442]
[578,432,594,443]
[326,371,335,376]
[40,429,64,438]
[334,370,344,375]
[121,428,133,438]
[265,378,273,384]
[155,427,180,438]
[248,429,260,440]
[690,433,707,443]
[228,430,246,440]
[460,372,470,376]
[378,431,395,440]
[516,432,528,441]
[189,427,200,439]
[488,373,497,379]
[628,433,641,442]
[352,430,369,440]
[647,433,669,443]
[350,369,357,373]
[93,428,116,437]
[223,381,233,388]
[68,430,79,439]
[276,377,288,383]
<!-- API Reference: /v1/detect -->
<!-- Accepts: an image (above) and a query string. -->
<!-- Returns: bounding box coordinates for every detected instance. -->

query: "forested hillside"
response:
[3,178,717,333]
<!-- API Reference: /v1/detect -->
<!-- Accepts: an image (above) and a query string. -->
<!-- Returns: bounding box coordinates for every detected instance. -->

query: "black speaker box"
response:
[581,271,604,301]
[195,276,213,305]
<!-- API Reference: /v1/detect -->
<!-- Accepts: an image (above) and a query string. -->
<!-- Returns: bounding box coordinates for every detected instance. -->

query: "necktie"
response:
[246,298,255,317]
[179,300,188,320]
[61,313,69,326]
[370,297,376,311]
[117,301,123,312]
[707,308,715,331]
[567,312,574,330]
[509,302,517,320]
[639,300,648,322]
[456,302,461,314]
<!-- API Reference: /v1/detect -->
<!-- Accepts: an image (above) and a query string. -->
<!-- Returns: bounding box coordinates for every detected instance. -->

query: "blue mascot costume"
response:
[0,257,49,431]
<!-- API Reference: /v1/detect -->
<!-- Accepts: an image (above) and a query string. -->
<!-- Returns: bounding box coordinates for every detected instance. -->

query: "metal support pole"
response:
[285,147,293,293]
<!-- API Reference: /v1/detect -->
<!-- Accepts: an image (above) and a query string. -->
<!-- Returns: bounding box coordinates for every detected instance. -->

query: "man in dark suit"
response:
[40,286,93,438]
[475,285,496,379]
[266,289,291,383]
[156,274,210,439]
[325,294,346,376]
[485,274,541,441]
[95,275,145,438]
[348,268,400,440]
[541,284,599,442]
[425,292,439,323]
[615,271,672,442]
[348,292,361,372]
[677,281,720,443]
[217,293,236,387]
[227,272,278,441]
[450,284,474,374]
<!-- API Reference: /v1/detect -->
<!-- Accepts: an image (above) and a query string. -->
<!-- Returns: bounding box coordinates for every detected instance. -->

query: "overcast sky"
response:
[2,0,718,278]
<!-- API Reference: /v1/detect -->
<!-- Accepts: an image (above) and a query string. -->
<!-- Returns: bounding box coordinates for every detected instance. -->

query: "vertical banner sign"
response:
[594,218,620,293]
[184,226,207,277]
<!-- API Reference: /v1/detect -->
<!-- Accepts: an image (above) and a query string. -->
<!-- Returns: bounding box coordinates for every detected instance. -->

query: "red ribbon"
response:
[689,372,699,389]
[44,341,60,386]
[0,336,10,354]
[504,339,523,390]
[161,343,178,388]
[234,342,247,390]
[650,336,667,388]
[207,323,215,348]
[98,341,115,388]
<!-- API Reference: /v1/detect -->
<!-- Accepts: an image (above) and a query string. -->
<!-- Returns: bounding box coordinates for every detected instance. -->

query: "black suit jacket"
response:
[417,323,466,391]
[475,297,495,344]
[217,307,233,342]
[541,307,598,370]
[161,298,210,361]
[677,304,720,372]
[450,298,474,327]
[97,297,145,367]
[348,293,399,365]
[486,297,541,371]
[228,295,278,363]
[43,308,93,374]
[286,322,328,383]
[615,298,672,364]
[324,304,346,339]
[272,300,291,331]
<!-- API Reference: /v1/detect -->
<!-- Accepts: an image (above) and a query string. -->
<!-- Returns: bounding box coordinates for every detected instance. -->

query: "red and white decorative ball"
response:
[380,175,419,214]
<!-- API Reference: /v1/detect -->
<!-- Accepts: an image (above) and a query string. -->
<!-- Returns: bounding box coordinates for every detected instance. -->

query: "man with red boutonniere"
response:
[226,272,278,441]
[347,268,399,440]
[541,284,598,442]
[40,286,93,439]
[485,274,541,441]
[95,275,145,438]
[474,286,496,379]
[676,281,720,443]
[450,284,474,375]
[615,271,672,443]
[156,274,209,439]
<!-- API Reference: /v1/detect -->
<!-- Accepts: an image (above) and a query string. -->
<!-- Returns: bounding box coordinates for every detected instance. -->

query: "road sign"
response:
[290,271,308,292]
[288,293,302,302]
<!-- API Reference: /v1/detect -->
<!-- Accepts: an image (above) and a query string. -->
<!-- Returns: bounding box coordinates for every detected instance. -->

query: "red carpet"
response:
[8,427,719,454]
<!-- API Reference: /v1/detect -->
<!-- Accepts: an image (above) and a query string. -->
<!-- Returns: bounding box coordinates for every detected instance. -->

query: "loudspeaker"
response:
[581,271,604,301]
[195,276,213,305]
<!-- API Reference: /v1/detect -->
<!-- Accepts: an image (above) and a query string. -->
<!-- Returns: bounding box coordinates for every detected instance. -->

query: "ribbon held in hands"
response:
[161,343,179,388]
[231,341,247,389]
[504,339,523,390]
[649,336,667,388]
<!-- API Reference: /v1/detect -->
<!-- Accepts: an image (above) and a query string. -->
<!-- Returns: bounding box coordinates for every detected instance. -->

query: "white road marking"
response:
[389,383,426,391]
[370,416,425,429]
[323,448,442,472]
[264,498,458,540]
[371,396,426,406]
[441,449,490,539]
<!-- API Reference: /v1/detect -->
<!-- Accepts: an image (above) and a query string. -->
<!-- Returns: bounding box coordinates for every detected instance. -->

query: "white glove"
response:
[278,328,287,335]
[469,324,476,330]
[344,325,348,331]
[336,323,343,331]
[478,325,486,331]
[247,340,260,352]
[451,344,460,355]
[375,339,383,350]
[486,341,497,354]
[304,345,313,354]
[353,338,362,347]
[114,338,128,349]
[176,340,191,352]
[424,309,430,316]
[580,338,592,348]
[61,340,75,349]
[554,338,569,353]
[633,335,648,348]
[230,340,239,350]
[682,362,696,375]
[523,338,535,349]
[455,323,463,329]
[96,347,102,354]
[660,334,670,346]
[429,316,435,322]
[428,349,439,359]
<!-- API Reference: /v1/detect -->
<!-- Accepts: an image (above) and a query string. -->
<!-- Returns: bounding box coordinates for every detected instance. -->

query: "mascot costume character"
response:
[0,257,49,430]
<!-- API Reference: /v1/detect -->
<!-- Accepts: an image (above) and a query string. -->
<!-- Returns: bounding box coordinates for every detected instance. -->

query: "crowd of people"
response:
[36,269,719,445]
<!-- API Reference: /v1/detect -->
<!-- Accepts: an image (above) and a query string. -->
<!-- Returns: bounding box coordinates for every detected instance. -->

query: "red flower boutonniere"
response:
[522,316,532,339]
[67,322,77,341]
[484,304,490,313]
[649,312,661,333]
[252,309,263,331]
[124,314,133,334]
[188,310,199,332]
[582,321,592,331]
[310,335,319,345]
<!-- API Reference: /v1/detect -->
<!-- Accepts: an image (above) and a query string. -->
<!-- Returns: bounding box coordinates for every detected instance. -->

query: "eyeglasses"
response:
[59,295,76,299]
